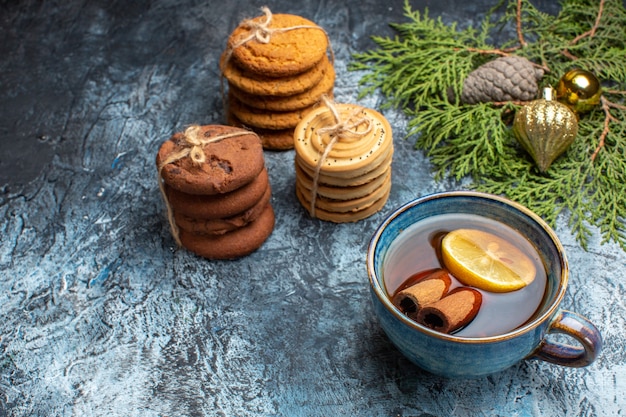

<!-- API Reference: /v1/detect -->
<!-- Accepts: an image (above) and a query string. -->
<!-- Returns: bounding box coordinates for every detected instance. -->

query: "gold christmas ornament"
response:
[513,88,579,172]
[556,69,602,114]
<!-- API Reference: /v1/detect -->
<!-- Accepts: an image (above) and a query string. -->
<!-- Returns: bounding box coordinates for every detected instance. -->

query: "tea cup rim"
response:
[367,190,569,344]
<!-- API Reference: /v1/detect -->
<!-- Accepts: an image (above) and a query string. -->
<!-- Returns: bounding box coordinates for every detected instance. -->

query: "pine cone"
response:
[460,56,544,104]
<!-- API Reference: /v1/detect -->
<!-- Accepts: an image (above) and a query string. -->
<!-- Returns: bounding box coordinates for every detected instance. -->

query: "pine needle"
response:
[350,0,626,251]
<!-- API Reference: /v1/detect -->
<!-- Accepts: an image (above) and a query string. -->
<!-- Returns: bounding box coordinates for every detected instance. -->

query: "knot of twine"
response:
[220,7,335,103]
[237,6,276,45]
[157,125,253,246]
[309,96,373,217]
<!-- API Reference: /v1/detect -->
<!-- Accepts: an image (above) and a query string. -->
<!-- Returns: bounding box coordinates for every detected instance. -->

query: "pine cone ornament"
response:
[460,56,544,104]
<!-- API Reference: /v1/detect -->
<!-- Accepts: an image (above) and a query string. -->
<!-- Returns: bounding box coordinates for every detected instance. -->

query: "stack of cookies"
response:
[294,101,394,223]
[156,125,274,259]
[220,9,334,150]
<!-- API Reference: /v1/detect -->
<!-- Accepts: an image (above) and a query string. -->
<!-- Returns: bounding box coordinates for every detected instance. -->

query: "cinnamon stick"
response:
[415,287,482,334]
[392,269,452,319]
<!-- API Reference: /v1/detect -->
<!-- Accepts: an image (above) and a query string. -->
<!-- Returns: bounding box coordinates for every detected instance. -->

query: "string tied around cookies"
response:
[238,6,275,44]
[156,125,254,246]
[309,96,373,217]
[222,7,334,65]
[219,7,335,104]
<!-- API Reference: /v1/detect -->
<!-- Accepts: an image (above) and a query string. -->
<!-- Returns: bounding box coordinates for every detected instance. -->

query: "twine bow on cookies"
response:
[157,125,247,169]
[157,125,252,246]
[219,7,336,120]
[219,7,335,97]
[234,6,276,46]
[309,96,373,217]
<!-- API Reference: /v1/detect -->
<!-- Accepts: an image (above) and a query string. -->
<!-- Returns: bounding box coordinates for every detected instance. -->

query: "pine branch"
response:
[350,0,626,252]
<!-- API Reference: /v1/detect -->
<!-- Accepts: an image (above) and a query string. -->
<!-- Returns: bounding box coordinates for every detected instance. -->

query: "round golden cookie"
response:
[294,103,393,177]
[174,185,271,235]
[179,204,275,260]
[227,12,329,77]
[221,53,329,97]
[229,64,335,112]
[295,183,391,223]
[166,168,269,219]
[156,125,264,195]
[296,169,391,213]
[227,112,294,150]
[228,95,320,130]
[295,143,393,186]
[295,162,390,200]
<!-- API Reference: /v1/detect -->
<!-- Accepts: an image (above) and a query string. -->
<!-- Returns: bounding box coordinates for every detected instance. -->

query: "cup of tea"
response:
[366,191,602,378]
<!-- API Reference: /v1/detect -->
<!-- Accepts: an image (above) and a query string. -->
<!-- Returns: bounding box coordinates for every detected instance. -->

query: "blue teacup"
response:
[367,191,602,378]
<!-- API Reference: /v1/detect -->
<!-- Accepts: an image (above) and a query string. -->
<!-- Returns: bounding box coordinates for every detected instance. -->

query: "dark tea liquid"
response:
[384,213,548,337]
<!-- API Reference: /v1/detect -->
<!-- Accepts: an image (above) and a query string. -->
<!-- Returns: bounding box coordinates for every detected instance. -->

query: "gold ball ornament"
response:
[513,88,579,172]
[556,69,602,114]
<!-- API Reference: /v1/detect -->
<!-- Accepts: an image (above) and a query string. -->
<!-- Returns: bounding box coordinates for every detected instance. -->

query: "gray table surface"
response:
[1,1,624,416]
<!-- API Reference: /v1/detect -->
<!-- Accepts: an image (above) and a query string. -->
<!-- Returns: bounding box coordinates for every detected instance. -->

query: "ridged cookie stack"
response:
[156,125,274,259]
[220,8,334,150]
[294,100,394,223]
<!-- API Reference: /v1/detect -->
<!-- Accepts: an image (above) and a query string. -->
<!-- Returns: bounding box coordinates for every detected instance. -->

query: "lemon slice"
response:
[441,228,536,293]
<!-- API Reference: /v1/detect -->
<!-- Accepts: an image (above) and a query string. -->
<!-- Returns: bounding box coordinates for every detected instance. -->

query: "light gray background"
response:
[1,1,624,416]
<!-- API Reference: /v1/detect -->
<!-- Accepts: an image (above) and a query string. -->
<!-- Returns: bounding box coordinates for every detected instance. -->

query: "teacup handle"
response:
[530,310,602,367]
